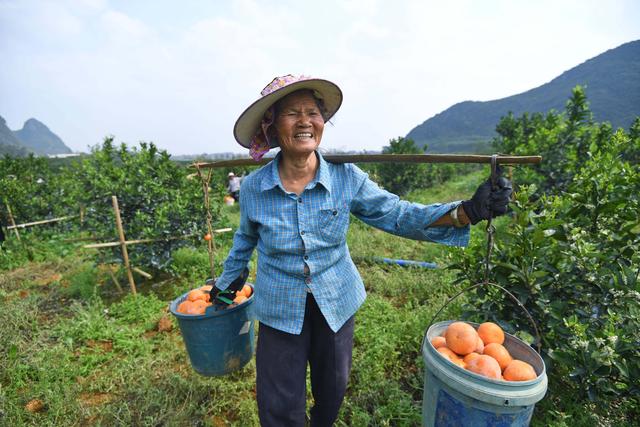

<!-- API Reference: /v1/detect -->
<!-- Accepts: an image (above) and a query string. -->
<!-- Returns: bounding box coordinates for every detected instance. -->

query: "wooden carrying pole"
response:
[191,154,542,169]
[111,196,137,295]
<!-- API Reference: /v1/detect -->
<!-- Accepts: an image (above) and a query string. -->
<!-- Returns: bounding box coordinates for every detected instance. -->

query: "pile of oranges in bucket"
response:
[431,321,537,381]
[176,284,253,315]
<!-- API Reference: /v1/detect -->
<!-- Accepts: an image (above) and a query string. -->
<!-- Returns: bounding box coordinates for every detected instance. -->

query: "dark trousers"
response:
[256,293,354,427]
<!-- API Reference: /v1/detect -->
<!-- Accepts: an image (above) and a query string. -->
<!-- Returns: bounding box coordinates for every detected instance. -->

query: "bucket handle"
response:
[425,280,542,354]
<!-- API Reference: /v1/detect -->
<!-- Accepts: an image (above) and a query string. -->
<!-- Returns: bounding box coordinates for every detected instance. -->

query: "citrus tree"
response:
[455,87,640,403]
[70,138,220,272]
[0,154,78,234]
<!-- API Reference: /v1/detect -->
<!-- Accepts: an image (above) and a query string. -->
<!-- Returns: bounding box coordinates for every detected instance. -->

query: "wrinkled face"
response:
[273,90,324,156]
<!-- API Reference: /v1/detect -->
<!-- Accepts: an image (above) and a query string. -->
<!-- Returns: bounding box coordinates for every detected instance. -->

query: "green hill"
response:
[0,116,31,157]
[13,118,72,155]
[406,40,640,153]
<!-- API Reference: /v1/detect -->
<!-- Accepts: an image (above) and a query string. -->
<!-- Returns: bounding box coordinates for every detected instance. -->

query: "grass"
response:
[1,170,637,426]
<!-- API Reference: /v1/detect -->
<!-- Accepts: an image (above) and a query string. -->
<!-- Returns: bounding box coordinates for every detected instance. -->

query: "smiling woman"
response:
[210,74,513,426]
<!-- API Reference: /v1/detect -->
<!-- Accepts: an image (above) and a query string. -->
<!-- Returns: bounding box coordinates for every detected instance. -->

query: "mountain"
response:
[407,40,640,153]
[13,118,72,155]
[0,115,31,157]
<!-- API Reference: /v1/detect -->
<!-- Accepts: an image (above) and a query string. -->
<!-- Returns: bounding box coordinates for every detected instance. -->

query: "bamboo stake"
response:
[195,165,216,279]
[62,236,100,243]
[132,267,152,279]
[79,206,85,225]
[5,203,21,241]
[107,264,124,293]
[111,196,137,295]
[7,215,78,230]
[81,228,232,249]
[191,154,543,169]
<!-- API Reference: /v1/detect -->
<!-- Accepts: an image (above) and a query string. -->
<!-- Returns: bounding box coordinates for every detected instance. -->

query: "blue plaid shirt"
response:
[216,151,470,334]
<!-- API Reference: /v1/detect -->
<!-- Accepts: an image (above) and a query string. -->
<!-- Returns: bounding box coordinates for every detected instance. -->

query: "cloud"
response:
[1,0,639,154]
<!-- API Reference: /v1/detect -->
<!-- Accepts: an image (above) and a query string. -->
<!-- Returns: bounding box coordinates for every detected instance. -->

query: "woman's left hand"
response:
[461,169,513,225]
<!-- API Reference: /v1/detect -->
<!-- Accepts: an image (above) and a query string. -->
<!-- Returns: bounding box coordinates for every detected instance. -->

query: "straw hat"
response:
[233,74,343,148]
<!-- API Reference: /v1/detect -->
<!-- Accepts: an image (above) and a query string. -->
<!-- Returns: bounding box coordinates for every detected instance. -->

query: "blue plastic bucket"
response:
[422,320,547,426]
[169,286,255,376]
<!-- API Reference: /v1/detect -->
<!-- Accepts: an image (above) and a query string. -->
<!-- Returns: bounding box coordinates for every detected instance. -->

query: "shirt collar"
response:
[260,151,332,194]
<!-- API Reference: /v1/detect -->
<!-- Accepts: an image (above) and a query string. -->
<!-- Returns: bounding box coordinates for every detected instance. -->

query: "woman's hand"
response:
[461,168,513,225]
[209,267,250,306]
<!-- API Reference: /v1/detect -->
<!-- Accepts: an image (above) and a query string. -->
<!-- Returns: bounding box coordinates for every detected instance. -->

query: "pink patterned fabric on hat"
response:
[249,107,275,161]
[261,74,312,97]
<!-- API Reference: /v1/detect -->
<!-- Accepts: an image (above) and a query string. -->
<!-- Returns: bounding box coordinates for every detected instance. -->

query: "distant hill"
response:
[13,118,72,155]
[0,115,31,157]
[406,40,640,153]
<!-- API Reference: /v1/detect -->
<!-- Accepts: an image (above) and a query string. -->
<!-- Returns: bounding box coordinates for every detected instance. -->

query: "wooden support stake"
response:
[132,266,152,279]
[107,264,124,293]
[7,215,78,230]
[81,229,233,249]
[5,203,21,241]
[80,206,85,225]
[62,235,99,243]
[111,196,137,295]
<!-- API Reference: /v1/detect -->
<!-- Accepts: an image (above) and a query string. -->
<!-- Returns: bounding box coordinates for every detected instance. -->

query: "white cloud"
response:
[1,0,639,154]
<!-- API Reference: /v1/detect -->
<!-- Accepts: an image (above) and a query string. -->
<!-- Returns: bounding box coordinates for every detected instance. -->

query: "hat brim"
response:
[233,78,343,148]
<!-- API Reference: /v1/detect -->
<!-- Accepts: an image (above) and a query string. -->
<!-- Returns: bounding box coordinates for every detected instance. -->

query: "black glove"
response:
[461,167,513,225]
[209,267,250,307]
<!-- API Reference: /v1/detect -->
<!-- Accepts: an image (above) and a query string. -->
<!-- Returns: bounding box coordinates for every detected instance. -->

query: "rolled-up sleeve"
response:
[349,165,470,247]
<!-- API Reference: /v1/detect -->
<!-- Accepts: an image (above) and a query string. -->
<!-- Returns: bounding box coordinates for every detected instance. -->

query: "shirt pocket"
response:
[317,206,350,245]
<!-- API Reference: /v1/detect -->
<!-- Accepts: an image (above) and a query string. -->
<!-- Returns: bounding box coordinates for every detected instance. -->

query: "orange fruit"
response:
[475,336,484,354]
[444,322,479,356]
[483,343,513,371]
[436,347,458,360]
[204,234,212,241]
[187,289,210,303]
[463,352,481,364]
[200,285,213,292]
[190,299,209,315]
[503,360,537,381]
[465,354,502,380]
[477,322,505,346]
[233,294,248,304]
[430,336,447,349]
[177,300,194,314]
[240,284,253,298]
[177,300,208,315]
[437,347,464,367]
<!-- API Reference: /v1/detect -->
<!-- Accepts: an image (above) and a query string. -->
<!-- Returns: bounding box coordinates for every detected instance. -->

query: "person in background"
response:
[227,171,241,202]
[211,74,512,426]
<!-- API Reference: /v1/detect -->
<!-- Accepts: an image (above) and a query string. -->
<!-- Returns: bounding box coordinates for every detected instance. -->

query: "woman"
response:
[212,75,512,426]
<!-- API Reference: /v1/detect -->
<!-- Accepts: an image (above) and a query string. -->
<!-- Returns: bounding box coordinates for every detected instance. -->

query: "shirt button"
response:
[298,198,303,203]
[332,210,338,216]
[300,231,305,235]
[304,255,309,260]
[305,277,311,284]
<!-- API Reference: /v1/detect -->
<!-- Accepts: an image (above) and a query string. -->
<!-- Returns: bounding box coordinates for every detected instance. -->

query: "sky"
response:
[1,0,639,155]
